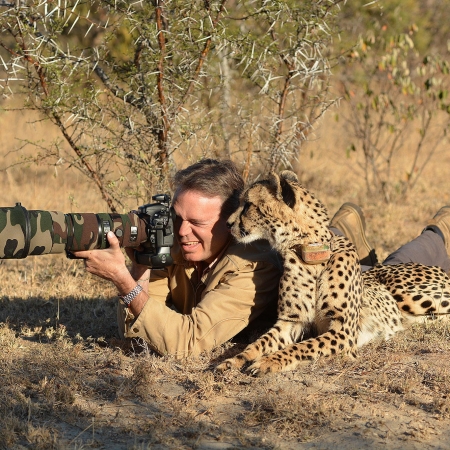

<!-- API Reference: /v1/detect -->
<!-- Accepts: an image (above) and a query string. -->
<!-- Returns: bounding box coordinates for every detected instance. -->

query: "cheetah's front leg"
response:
[216,319,304,371]
[246,241,364,376]
[247,329,358,376]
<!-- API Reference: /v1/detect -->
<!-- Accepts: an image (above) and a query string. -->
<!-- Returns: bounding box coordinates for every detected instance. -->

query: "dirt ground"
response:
[2,316,450,450]
[1,267,450,450]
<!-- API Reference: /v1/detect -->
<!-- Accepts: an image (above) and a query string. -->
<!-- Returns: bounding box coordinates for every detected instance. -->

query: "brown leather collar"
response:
[291,242,331,264]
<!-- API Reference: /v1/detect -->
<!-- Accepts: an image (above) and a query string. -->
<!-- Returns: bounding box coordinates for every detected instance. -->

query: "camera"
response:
[133,194,174,267]
[0,194,174,269]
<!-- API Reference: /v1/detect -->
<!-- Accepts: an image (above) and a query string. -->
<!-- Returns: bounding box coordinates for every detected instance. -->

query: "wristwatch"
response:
[119,284,143,306]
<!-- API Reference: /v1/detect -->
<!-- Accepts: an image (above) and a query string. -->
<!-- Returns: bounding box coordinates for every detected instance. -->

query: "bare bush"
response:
[339,29,450,203]
[0,0,343,210]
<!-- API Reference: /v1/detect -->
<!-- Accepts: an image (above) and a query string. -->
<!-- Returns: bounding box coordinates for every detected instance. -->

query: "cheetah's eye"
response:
[242,201,251,215]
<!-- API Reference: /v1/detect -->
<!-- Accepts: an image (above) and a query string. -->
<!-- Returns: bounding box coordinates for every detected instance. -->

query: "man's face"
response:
[172,190,230,264]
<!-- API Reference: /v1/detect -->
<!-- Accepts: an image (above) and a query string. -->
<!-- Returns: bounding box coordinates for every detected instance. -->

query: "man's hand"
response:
[72,231,149,316]
[72,231,129,283]
[124,246,151,282]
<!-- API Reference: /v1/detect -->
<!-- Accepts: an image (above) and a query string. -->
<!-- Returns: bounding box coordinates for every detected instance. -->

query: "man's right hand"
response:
[73,232,149,316]
[125,246,151,283]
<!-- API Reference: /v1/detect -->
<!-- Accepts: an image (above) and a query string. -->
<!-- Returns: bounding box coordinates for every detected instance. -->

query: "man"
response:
[75,158,450,357]
[73,159,283,357]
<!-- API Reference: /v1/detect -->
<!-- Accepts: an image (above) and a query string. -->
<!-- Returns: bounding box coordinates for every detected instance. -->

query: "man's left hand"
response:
[72,231,130,283]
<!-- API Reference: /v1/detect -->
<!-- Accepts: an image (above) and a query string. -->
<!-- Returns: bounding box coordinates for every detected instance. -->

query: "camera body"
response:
[135,194,174,268]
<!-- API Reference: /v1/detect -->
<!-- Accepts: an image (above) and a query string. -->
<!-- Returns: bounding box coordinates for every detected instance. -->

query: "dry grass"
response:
[1,103,450,449]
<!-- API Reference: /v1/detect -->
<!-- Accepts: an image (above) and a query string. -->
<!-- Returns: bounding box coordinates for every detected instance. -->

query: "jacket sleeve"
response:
[118,259,280,358]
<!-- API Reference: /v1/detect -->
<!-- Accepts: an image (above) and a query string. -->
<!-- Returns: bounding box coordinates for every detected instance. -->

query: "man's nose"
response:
[178,220,191,236]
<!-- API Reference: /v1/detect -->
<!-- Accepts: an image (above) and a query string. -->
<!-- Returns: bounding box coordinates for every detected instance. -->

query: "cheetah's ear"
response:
[266,172,283,199]
[279,171,298,209]
[279,170,298,183]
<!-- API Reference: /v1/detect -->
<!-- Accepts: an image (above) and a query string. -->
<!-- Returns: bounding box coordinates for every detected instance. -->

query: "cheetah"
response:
[216,170,450,376]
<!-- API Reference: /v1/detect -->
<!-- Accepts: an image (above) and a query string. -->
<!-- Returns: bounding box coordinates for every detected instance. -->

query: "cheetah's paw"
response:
[216,355,247,372]
[247,357,284,377]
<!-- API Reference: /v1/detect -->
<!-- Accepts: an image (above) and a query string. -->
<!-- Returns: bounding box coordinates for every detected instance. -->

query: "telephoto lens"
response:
[0,203,148,259]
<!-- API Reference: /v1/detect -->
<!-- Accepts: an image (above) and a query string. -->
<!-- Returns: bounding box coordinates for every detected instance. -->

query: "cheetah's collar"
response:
[292,242,331,265]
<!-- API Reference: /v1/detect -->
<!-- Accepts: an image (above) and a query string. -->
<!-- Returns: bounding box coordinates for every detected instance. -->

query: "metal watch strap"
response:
[119,284,143,306]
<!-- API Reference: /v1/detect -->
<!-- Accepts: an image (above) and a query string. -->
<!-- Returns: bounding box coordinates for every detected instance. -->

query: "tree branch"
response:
[176,0,228,115]
[2,28,119,211]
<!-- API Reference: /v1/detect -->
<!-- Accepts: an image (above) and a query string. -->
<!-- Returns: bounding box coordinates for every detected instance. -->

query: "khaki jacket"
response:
[118,238,282,358]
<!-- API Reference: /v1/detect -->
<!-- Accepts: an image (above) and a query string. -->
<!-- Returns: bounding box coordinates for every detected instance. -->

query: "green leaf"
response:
[346,143,356,158]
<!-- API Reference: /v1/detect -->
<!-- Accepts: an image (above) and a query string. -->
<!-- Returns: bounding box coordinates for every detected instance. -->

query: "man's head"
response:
[172,159,244,264]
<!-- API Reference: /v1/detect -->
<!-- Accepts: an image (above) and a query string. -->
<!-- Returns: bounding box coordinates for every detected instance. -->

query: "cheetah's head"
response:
[227,171,331,251]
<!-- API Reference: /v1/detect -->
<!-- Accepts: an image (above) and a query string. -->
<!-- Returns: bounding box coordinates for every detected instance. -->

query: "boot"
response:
[423,206,450,257]
[330,202,378,266]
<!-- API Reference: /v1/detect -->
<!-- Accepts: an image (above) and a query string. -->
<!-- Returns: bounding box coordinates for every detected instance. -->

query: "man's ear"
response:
[279,170,298,208]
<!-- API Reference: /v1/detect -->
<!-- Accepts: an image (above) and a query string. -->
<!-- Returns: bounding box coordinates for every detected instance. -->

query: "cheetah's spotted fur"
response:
[216,171,450,376]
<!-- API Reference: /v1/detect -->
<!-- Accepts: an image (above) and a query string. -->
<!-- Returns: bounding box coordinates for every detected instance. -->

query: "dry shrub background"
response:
[0,103,450,449]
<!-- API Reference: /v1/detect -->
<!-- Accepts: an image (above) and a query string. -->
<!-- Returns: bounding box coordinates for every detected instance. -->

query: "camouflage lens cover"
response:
[66,212,147,251]
[0,204,67,258]
[0,205,148,258]
[0,204,31,258]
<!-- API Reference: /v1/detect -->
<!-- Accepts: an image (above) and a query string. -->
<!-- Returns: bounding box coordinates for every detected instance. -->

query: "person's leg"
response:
[383,206,450,273]
[383,230,449,270]
[330,204,450,273]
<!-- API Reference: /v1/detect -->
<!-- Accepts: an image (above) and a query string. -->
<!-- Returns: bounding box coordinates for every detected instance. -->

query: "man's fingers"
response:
[70,250,89,259]
[69,232,119,260]
[106,231,120,248]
